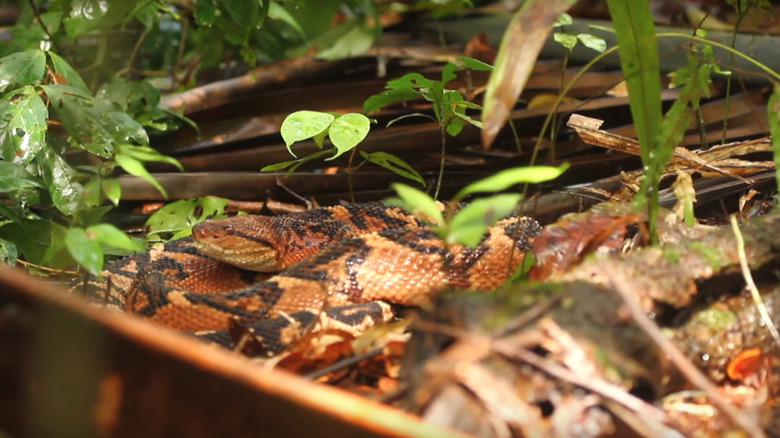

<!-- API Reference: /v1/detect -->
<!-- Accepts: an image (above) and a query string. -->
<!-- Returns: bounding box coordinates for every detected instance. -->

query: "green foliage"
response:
[363,57,485,135]
[605,1,664,240]
[387,164,569,247]
[364,57,490,197]
[145,197,230,242]
[0,3,195,273]
[770,86,780,202]
[267,110,423,185]
[552,13,606,53]
[0,48,184,272]
[1,1,394,275]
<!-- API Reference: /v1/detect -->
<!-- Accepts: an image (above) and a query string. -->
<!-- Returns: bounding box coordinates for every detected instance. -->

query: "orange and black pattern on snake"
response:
[85,203,541,356]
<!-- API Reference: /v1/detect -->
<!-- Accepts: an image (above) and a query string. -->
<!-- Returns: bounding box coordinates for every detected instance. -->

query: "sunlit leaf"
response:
[577,33,607,53]
[455,164,569,201]
[280,110,335,156]
[327,113,370,160]
[554,12,573,26]
[554,32,578,51]
[386,183,444,227]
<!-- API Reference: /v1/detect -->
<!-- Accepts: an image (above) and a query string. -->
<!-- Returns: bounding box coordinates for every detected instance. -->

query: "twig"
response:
[600,263,766,438]
[729,215,780,348]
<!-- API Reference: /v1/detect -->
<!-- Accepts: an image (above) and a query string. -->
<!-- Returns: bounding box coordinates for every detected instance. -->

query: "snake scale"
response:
[83,203,541,356]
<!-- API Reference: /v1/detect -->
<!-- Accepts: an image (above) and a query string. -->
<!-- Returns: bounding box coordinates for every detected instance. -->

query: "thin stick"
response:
[600,263,765,438]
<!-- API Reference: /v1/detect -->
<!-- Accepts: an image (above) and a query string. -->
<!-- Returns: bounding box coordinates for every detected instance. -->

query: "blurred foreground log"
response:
[0,264,465,438]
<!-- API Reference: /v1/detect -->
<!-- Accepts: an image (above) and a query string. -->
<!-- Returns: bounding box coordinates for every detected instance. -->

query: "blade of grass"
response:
[605,0,664,241]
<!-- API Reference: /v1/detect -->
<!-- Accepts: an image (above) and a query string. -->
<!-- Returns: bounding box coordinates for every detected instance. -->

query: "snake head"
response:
[192,216,282,272]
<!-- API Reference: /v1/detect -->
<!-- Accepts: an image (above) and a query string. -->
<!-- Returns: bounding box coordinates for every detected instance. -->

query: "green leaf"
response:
[442,62,458,86]
[386,73,434,90]
[448,194,522,247]
[223,0,259,33]
[0,219,62,267]
[47,51,89,92]
[554,32,578,51]
[769,85,780,206]
[0,161,43,191]
[269,2,304,37]
[86,223,144,253]
[458,56,493,71]
[606,0,663,236]
[195,0,217,25]
[261,160,297,172]
[116,144,183,171]
[445,117,464,136]
[316,21,375,60]
[64,0,110,38]
[41,84,149,157]
[0,50,46,91]
[97,78,161,115]
[363,87,422,115]
[145,197,229,241]
[387,183,444,227]
[66,227,104,276]
[115,154,168,198]
[0,237,17,265]
[554,12,573,27]
[42,149,81,216]
[0,86,48,164]
[82,176,103,208]
[102,178,121,206]
[455,164,568,201]
[261,149,332,176]
[327,113,370,160]
[280,110,335,157]
[577,33,607,53]
[360,151,424,185]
